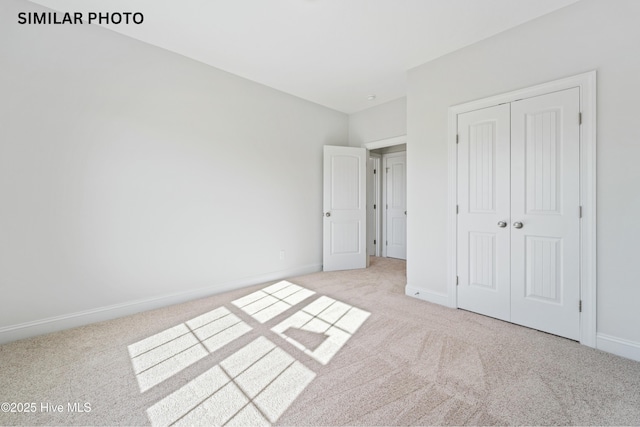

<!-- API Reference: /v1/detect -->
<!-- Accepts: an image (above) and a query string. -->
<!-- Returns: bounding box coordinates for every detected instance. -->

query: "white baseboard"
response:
[596,333,640,362]
[0,264,321,345]
[405,284,453,308]
[405,286,640,363]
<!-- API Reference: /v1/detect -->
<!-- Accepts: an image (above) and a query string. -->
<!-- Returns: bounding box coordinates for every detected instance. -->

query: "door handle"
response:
[497,221,507,228]
[513,221,523,229]
[325,212,331,217]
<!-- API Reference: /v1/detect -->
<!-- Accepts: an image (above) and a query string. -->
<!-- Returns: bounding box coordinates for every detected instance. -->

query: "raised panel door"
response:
[385,153,407,260]
[510,88,581,340]
[457,104,511,321]
[323,146,367,272]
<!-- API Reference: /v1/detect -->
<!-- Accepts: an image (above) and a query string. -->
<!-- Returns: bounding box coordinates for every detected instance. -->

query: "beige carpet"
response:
[1,257,639,426]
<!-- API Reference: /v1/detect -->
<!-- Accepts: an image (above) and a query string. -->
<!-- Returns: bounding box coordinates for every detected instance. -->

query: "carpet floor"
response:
[1,257,639,426]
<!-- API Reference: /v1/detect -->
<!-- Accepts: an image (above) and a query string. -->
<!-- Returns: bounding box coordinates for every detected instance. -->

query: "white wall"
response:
[407,0,640,347]
[349,97,406,146]
[0,0,348,341]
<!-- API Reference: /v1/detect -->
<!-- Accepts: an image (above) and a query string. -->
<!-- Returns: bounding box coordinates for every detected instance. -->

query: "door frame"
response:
[368,154,382,257]
[365,135,407,259]
[446,71,597,347]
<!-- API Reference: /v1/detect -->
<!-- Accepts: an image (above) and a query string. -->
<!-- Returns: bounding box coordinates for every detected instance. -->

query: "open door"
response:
[323,146,367,271]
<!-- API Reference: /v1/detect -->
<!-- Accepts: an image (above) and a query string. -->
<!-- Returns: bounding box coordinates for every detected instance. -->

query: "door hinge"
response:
[456,134,459,144]
[579,300,582,313]
[373,169,376,174]
[579,112,582,125]
[456,205,459,214]
[373,204,376,209]
[456,276,459,286]
[373,239,376,245]
[385,240,388,246]
[386,204,388,209]
[579,206,583,218]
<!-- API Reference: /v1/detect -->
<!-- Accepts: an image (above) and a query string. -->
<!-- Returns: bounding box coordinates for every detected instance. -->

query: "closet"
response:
[456,87,581,340]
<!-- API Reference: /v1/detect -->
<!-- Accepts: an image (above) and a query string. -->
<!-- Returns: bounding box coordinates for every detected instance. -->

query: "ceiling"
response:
[29,0,580,114]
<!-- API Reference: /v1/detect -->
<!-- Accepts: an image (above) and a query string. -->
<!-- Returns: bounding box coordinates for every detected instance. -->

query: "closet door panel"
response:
[457,104,511,321]
[510,88,581,340]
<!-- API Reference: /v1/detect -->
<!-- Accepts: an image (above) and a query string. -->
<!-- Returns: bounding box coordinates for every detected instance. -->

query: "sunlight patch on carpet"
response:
[272,295,370,365]
[132,281,370,425]
[231,280,315,323]
[128,307,251,392]
[146,337,315,426]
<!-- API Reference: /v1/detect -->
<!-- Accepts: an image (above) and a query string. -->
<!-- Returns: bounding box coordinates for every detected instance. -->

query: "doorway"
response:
[367,143,407,261]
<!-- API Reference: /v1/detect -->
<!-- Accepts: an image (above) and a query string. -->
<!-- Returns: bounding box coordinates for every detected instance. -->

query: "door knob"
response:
[497,221,507,228]
[513,222,523,229]
[325,212,331,217]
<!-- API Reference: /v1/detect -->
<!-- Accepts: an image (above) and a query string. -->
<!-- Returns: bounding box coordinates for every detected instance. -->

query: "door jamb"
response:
[368,154,382,257]
[446,71,597,347]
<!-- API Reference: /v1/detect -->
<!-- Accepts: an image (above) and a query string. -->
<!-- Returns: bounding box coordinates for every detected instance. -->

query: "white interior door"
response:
[323,146,367,272]
[384,152,407,260]
[457,88,581,340]
[510,88,581,340]
[457,104,511,321]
